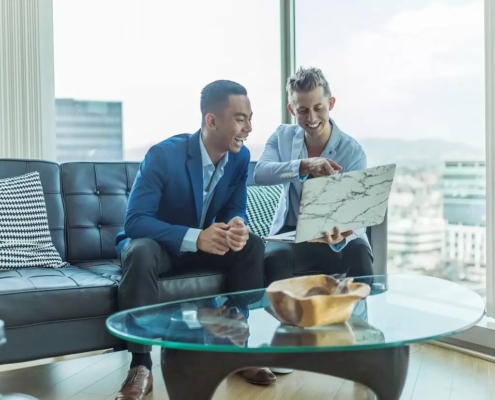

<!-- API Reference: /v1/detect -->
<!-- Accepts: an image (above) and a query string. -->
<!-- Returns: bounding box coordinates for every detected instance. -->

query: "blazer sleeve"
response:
[253,127,304,186]
[124,144,190,257]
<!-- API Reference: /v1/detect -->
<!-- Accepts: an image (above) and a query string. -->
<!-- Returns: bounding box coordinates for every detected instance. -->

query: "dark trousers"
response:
[118,232,265,353]
[265,225,374,286]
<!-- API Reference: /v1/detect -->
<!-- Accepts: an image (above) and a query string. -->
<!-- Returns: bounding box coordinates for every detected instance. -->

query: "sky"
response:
[53,0,484,159]
[53,0,281,155]
[297,0,484,147]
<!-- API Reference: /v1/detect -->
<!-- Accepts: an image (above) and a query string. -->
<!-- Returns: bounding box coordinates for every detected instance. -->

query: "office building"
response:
[55,98,123,162]
[442,160,486,270]
[388,217,445,273]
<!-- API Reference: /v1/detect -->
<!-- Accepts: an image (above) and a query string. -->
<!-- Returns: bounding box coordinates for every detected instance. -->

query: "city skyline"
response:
[52,94,485,165]
[55,98,123,163]
[122,134,485,164]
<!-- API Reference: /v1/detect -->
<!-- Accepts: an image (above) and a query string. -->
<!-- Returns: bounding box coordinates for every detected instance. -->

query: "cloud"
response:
[307,1,485,143]
[347,1,483,84]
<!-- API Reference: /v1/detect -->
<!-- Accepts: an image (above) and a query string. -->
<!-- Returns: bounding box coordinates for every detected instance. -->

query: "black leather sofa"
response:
[0,160,387,365]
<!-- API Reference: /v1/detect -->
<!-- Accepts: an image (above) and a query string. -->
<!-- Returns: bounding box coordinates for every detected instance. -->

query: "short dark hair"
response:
[200,80,247,127]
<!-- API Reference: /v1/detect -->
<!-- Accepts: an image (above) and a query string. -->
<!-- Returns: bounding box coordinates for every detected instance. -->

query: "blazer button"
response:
[97,224,102,229]
[95,190,100,195]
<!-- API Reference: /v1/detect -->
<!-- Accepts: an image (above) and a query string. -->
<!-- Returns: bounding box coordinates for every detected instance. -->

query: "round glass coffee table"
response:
[106,275,485,400]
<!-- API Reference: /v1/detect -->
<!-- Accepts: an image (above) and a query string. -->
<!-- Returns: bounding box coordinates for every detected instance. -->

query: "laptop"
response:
[264,163,396,243]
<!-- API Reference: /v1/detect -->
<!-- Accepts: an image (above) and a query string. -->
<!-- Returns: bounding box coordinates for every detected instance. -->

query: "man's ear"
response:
[328,97,336,112]
[287,103,296,117]
[205,113,216,130]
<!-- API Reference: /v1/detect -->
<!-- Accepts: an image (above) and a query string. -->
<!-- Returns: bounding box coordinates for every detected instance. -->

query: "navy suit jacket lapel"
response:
[186,130,203,226]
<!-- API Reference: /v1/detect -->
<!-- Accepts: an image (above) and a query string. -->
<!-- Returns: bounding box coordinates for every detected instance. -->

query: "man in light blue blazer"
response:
[114,81,272,398]
[254,67,374,285]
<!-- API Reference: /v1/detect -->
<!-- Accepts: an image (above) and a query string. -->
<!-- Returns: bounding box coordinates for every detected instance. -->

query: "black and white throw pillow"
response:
[0,172,69,270]
[246,185,283,239]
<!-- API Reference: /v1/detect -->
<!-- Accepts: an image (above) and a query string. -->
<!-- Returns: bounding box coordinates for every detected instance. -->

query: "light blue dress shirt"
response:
[180,133,229,252]
[254,118,369,252]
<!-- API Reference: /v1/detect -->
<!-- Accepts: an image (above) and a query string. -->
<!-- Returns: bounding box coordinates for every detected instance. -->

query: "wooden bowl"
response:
[266,275,371,328]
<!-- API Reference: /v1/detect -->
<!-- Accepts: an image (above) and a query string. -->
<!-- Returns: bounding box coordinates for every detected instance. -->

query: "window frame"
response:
[484,0,495,320]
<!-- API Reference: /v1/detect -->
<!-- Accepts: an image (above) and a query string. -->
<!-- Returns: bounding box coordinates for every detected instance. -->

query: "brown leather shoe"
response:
[239,367,277,385]
[115,366,153,400]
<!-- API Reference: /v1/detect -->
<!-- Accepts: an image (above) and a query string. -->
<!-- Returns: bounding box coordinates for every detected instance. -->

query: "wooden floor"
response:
[0,344,494,400]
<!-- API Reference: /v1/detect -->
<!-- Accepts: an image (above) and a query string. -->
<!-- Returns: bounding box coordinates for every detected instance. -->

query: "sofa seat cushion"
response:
[0,267,118,327]
[76,258,229,282]
[76,259,228,303]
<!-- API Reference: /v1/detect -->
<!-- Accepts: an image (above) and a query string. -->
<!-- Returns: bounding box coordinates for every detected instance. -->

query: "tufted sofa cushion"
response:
[61,162,139,263]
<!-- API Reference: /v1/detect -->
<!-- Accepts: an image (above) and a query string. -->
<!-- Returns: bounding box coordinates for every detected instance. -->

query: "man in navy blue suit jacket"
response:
[114,81,269,399]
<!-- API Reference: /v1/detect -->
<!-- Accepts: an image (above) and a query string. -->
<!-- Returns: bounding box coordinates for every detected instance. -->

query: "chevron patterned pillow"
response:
[0,172,69,270]
[246,185,283,239]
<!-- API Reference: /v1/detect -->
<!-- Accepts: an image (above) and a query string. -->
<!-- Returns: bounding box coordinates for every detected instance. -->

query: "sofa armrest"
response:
[369,212,388,275]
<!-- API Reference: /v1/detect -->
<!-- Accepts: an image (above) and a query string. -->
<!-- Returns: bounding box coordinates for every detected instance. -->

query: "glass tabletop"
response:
[106,275,486,353]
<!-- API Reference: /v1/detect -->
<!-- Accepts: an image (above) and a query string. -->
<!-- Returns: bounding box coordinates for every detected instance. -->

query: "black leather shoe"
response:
[239,368,277,385]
